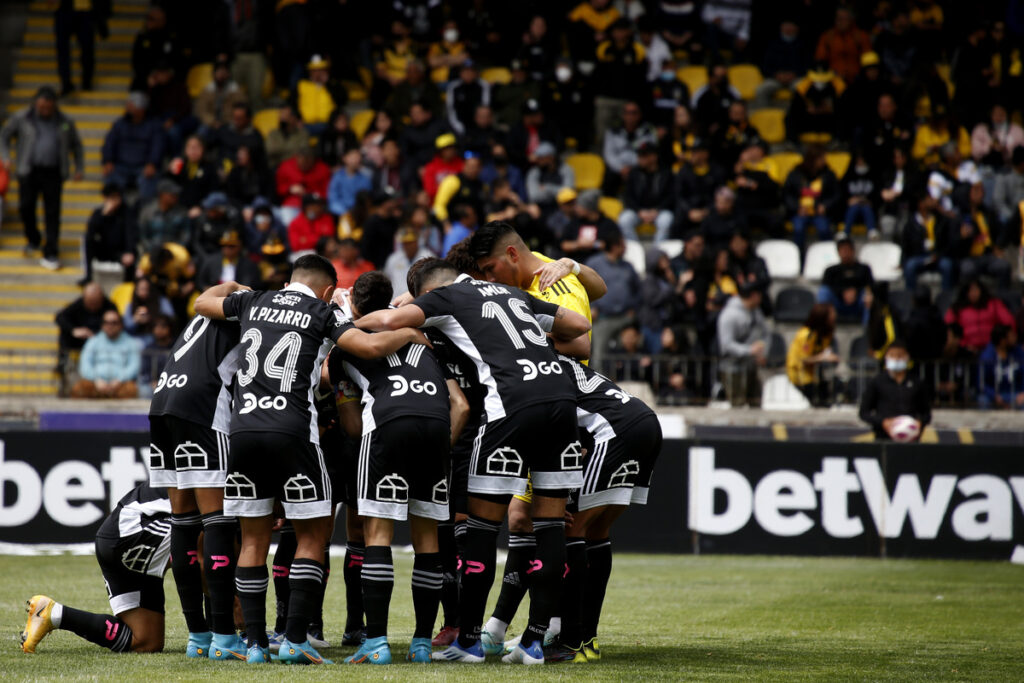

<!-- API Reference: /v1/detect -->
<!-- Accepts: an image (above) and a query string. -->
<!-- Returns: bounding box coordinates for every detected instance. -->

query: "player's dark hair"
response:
[406,256,433,297]
[469,221,520,259]
[292,253,337,288]
[352,271,393,315]
[445,236,483,280]
[410,257,458,297]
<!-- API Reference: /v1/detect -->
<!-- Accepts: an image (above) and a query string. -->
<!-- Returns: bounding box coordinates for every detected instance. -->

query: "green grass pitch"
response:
[1,552,1022,680]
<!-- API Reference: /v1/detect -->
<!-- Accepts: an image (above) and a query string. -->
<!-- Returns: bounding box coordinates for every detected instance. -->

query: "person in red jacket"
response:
[275,148,330,225]
[944,278,1015,353]
[421,132,463,200]
[287,193,335,253]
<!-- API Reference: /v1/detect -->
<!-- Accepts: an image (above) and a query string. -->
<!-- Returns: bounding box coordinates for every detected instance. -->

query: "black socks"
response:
[412,552,443,639]
[583,538,612,642]
[437,522,459,627]
[58,606,133,652]
[492,532,535,625]
[521,517,565,648]
[170,512,206,634]
[343,541,365,632]
[361,545,394,639]
[235,565,269,648]
[560,536,588,647]
[271,525,296,635]
[201,510,238,635]
[456,515,501,648]
[285,558,325,644]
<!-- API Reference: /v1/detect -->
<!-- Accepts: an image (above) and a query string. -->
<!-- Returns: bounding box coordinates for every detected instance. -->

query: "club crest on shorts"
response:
[224,473,257,500]
[432,478,449,505]
[283,475,318,502]
[174,441,208,471]
[561,441,584,470]
[121,544,155,573]
[377,473,409,503]
[148,444,164,470]
[609,460,640,488]
[486,448,523,476]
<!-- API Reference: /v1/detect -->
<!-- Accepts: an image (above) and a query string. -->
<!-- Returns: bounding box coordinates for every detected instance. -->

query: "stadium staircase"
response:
[0,0,147,396]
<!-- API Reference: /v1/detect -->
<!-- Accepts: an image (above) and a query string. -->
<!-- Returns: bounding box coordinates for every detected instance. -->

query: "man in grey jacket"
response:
[0,87,84,270]
[716,283,767,406]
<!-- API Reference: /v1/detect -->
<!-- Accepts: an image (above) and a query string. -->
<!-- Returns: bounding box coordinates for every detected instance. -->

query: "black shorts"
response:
[95,534,166,616]
[148,414,229,490]
[469,400,582,497]
[319,424,355,509]
[578,413,662,510]
[356,416,449,521]
[224,431,333,520]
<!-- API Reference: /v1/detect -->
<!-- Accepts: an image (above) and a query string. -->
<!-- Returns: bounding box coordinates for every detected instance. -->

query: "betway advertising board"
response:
[0,432,1021,558]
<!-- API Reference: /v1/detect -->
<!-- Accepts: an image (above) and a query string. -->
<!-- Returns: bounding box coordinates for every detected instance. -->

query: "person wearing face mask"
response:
[859,340,931,441]
[786,62,846,144]
[754,20,809,107]
[427,20,469,84]
[287,193,335,253]
[542,58,594,150]
[244,197,289,258]
[649,58,690,129]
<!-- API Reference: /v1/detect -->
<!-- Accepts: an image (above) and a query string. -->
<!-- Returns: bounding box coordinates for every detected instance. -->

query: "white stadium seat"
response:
[761,374,812,411]
[802,241,840,282]
[656,239,684,259]
[624,239,647,277]
[858,242,902,282]
[755,239,801,279]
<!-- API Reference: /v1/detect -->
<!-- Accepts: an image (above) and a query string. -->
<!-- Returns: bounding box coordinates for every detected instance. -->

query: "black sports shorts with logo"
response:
[148,415,229,490]
[576,412,662,510]
[94,533,167,616]
[224,431,332,519]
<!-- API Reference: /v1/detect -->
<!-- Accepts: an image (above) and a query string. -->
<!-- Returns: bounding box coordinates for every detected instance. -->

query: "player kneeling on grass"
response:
[327,271,470,664]
[22,483,172,655]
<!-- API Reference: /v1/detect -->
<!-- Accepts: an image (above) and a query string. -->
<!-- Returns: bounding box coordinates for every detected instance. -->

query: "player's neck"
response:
[519,250,542,288]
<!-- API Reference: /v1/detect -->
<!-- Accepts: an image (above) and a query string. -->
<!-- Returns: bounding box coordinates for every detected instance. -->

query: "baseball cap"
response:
[435,132,457,149]
[557,187,577,204]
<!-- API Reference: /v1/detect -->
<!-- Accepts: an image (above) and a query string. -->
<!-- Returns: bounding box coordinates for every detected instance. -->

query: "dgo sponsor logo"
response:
[688,447,1024,542]
[0,441,148,528]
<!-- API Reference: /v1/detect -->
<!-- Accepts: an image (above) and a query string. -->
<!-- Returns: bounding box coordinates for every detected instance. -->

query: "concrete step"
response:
[0,246,81,260]
[7,198,99,212]
[0,312,59,323]
[23,31,133,46]
[0,297,77,310]
[28,0,149,15]
[10,88,128,103]
[0,262,84,277]
[25,16,142,34]
[17,45,132,60]
[7,101,123,116]
[1,235,86,248]
[4,220,88,234]
[14,72,130,88]
[0,338,59,351]
[7,205,94,218]
[16,58,132,75]
[9,179,104,193]
[0,282,82,295]
[0,353,59,368]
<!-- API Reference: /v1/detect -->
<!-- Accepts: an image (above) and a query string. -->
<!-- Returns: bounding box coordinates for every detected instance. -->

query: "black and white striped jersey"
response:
[221,283,349,443]
[328,335,451,436]
[427,328,484,427]
[558,354,655,442]
[413,274,575,423]
[148,316,240,433]
[95,482,172,578]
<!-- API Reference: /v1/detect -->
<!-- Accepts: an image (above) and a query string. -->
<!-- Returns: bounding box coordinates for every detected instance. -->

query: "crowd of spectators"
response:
[50,0,1024,407]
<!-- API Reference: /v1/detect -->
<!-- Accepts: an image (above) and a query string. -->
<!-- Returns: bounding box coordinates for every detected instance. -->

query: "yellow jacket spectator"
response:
[427,20,469,82]
[912,110,970,166]
[292,54,348,127]
[786,303,839,405]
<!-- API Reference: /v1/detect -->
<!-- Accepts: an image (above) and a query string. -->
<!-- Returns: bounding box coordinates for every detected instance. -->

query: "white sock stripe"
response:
[235,577,269,586]
[170,514,202,526]
[566,539,587,548]
[532,520,564,531]
[411,581,444,590]
[412,570,444,580]
[588,540,612,550]
[289,569,324,581]
[467,517,501,532]
[201,515,236,527]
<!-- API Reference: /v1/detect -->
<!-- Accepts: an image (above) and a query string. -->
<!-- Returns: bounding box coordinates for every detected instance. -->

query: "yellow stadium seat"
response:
[750,108,785,144]
[825,151,851,178]
[109,282,134,315]
[676,65,707,96]
[344,79,368,102]
[351,109,376,141]
[566,153,605,190]
[261,70,276,100]
[728,63,763,100]
[598,196,623,221]
[481,67,511,85]
[253,108,279,137]
[768,152,803,184]
[186,63,213,99]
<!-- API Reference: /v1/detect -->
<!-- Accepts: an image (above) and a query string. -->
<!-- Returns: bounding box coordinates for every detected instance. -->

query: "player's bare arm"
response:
[354,304,427,332]
[549,305,591,342]
[534,258,608,301]
[555,331,592,360]
[447,379,470,447]
[194,281,250,319]
[336,326,431,360]
[337,400,362,439]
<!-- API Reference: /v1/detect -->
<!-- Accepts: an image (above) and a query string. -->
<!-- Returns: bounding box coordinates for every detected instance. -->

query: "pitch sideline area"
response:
[3,553,1021,680]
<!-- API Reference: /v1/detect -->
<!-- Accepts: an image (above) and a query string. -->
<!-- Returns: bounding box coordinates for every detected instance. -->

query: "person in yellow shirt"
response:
[466,220,606,655]
[786,302,839,405]
[427,20,469,83]
[911,106,970,167]
[292,55,347,134]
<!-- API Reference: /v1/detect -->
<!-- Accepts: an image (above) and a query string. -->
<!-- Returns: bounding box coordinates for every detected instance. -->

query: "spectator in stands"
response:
[492,60,539,129]
[56,282,117,352]
[755,20,809,106]
[562,189,620,262]
[546,187,578,243]
[859,339,931,440]
[383,226,433,296]
[860,93,913,176]
[292,55,347,134]
[992,146,1024,226]
[911,106,970,168]
[482,144,526,201]
[638,248,679,352]
[287,193,333,253]
[506,98,563,170]
[328,148,372,216]
[928,142,975,218]
[658,0,702,59]
[701,0,751,60]
[978,324,1024,409]
[783,147,839,251]
[399,102,446,179]
[647,57,690,130]
[944,278,1016,354]
[102,92,163,201]
[819,236,874,323]
[815,6,871,84]
[971,104,1024,169]
[619,141,674,243]
[123,276,174,342]
[706,247,738,320]
[879,146,918,240]
[841,52,889,138]
[544,58,594,150]
[733,144,782,236]
[136,180,188,254]
[441,205,479,257]
[701,186,747,251]
[145,61,194,155]
[244,197,289,258]
[602,101,657,194]
[361,111,397,168]
[0,86,84,270]
[130,5,182,91]
[138,313,175,396]
[428,19,469,83]
[717,282,767,406]
[875,10,915,85]
[53,0,107,95]
[213,102,267,174]
[840,154,879,237]
[266,105,311,169]
[518,15,557,81]
[82,182,135,285]
[567,0,621,66]
[786,302,839,406]
[333,237,374,289]
[692,64,740,137]
[786,62,846,143]
[953,22,994,129]
[905,285,949,363]
[196,229,260,290]
[433,152,487,224]
[637,16,671,81]
[371,138,412,199]
[727,230,770,304]
[386,60,443,121]
[166,136,220,218]
[195,56,247,138]
[956,182,1011,288]
[224,144,272,208]
[934,322,973,405]
[587,232,641,369]
[461,105,505,161]
[713,101,762,169]
[140,242,195,319]
[191,191,243,263]
[446,61,490,136]
[422,133,464,201]
[901,193,954,290]
[275,147,330,225]
[372,20,418,109]
[674,139,726,235]
[525,142,575,215]
[70,309,141,399]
